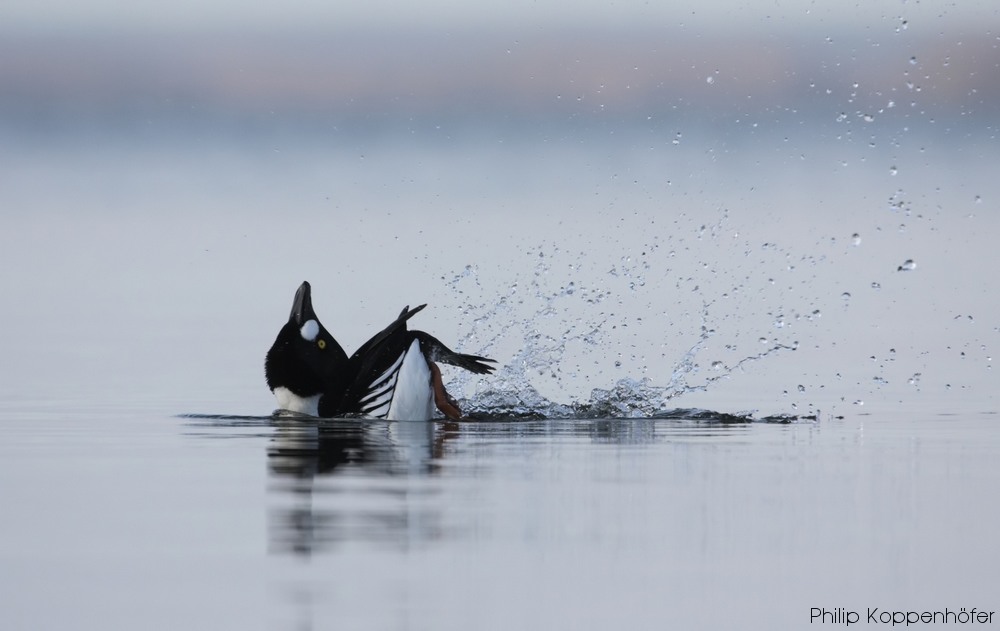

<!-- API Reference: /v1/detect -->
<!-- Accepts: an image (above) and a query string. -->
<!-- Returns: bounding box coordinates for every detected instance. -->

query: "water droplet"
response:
[851,233,861,246]
[871,281,881,290]
[759,337,769,344]
[897,259,916,271]
[614,360,622,368]
[908,373,922,386]
[711,361,724,370]
[797,384,806,392]
[841,292,852,300]
[853,400,864,406]
[909,56,918,65]
[863,114,875,123]
[889,165,898,176]
[706,75,715,84]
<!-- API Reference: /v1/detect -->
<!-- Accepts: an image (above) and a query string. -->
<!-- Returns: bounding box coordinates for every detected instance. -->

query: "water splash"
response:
[444,244,800,421]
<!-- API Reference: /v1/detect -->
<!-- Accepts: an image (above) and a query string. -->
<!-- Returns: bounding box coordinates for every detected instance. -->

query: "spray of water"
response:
[443,246,800,420]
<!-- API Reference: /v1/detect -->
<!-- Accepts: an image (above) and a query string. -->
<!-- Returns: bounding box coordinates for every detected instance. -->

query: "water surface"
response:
[2,15,998,626]
[2,408,997,630]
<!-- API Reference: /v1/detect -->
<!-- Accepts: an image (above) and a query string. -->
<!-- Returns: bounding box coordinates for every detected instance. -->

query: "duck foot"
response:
[429,361,462,420]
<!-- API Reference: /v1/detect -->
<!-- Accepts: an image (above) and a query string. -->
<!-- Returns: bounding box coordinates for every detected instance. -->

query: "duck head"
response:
[265,281,349,415]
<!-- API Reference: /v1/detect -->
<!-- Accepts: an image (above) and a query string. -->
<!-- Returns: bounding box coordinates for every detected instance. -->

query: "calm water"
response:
[2,34,999,624]
[1,408,997,630]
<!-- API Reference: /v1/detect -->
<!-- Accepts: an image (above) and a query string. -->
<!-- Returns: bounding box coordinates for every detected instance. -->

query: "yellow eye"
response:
[317,339,327,350]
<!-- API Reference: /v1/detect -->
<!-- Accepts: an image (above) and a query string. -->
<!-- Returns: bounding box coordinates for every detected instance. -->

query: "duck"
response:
[265,281,495,420]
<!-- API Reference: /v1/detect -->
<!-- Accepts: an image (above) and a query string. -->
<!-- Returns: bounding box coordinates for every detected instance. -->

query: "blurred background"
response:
[1,0,998,416]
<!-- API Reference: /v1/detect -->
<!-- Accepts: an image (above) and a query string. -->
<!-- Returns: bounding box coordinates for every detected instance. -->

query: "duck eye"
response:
[317,339,327,349]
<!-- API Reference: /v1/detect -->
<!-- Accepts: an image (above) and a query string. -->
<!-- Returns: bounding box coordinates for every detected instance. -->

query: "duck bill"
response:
[289,281,317,325]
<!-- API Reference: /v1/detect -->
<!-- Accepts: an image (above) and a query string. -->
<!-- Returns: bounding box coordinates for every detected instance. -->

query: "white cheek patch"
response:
[299,319,320,342]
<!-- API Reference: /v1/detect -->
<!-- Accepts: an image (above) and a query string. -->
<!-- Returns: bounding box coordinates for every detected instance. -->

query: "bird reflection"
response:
[181,408,749,557]
[267,416,459,557]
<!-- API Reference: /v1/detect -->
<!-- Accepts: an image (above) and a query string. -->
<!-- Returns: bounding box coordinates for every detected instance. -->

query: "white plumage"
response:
[384,339,434,421]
